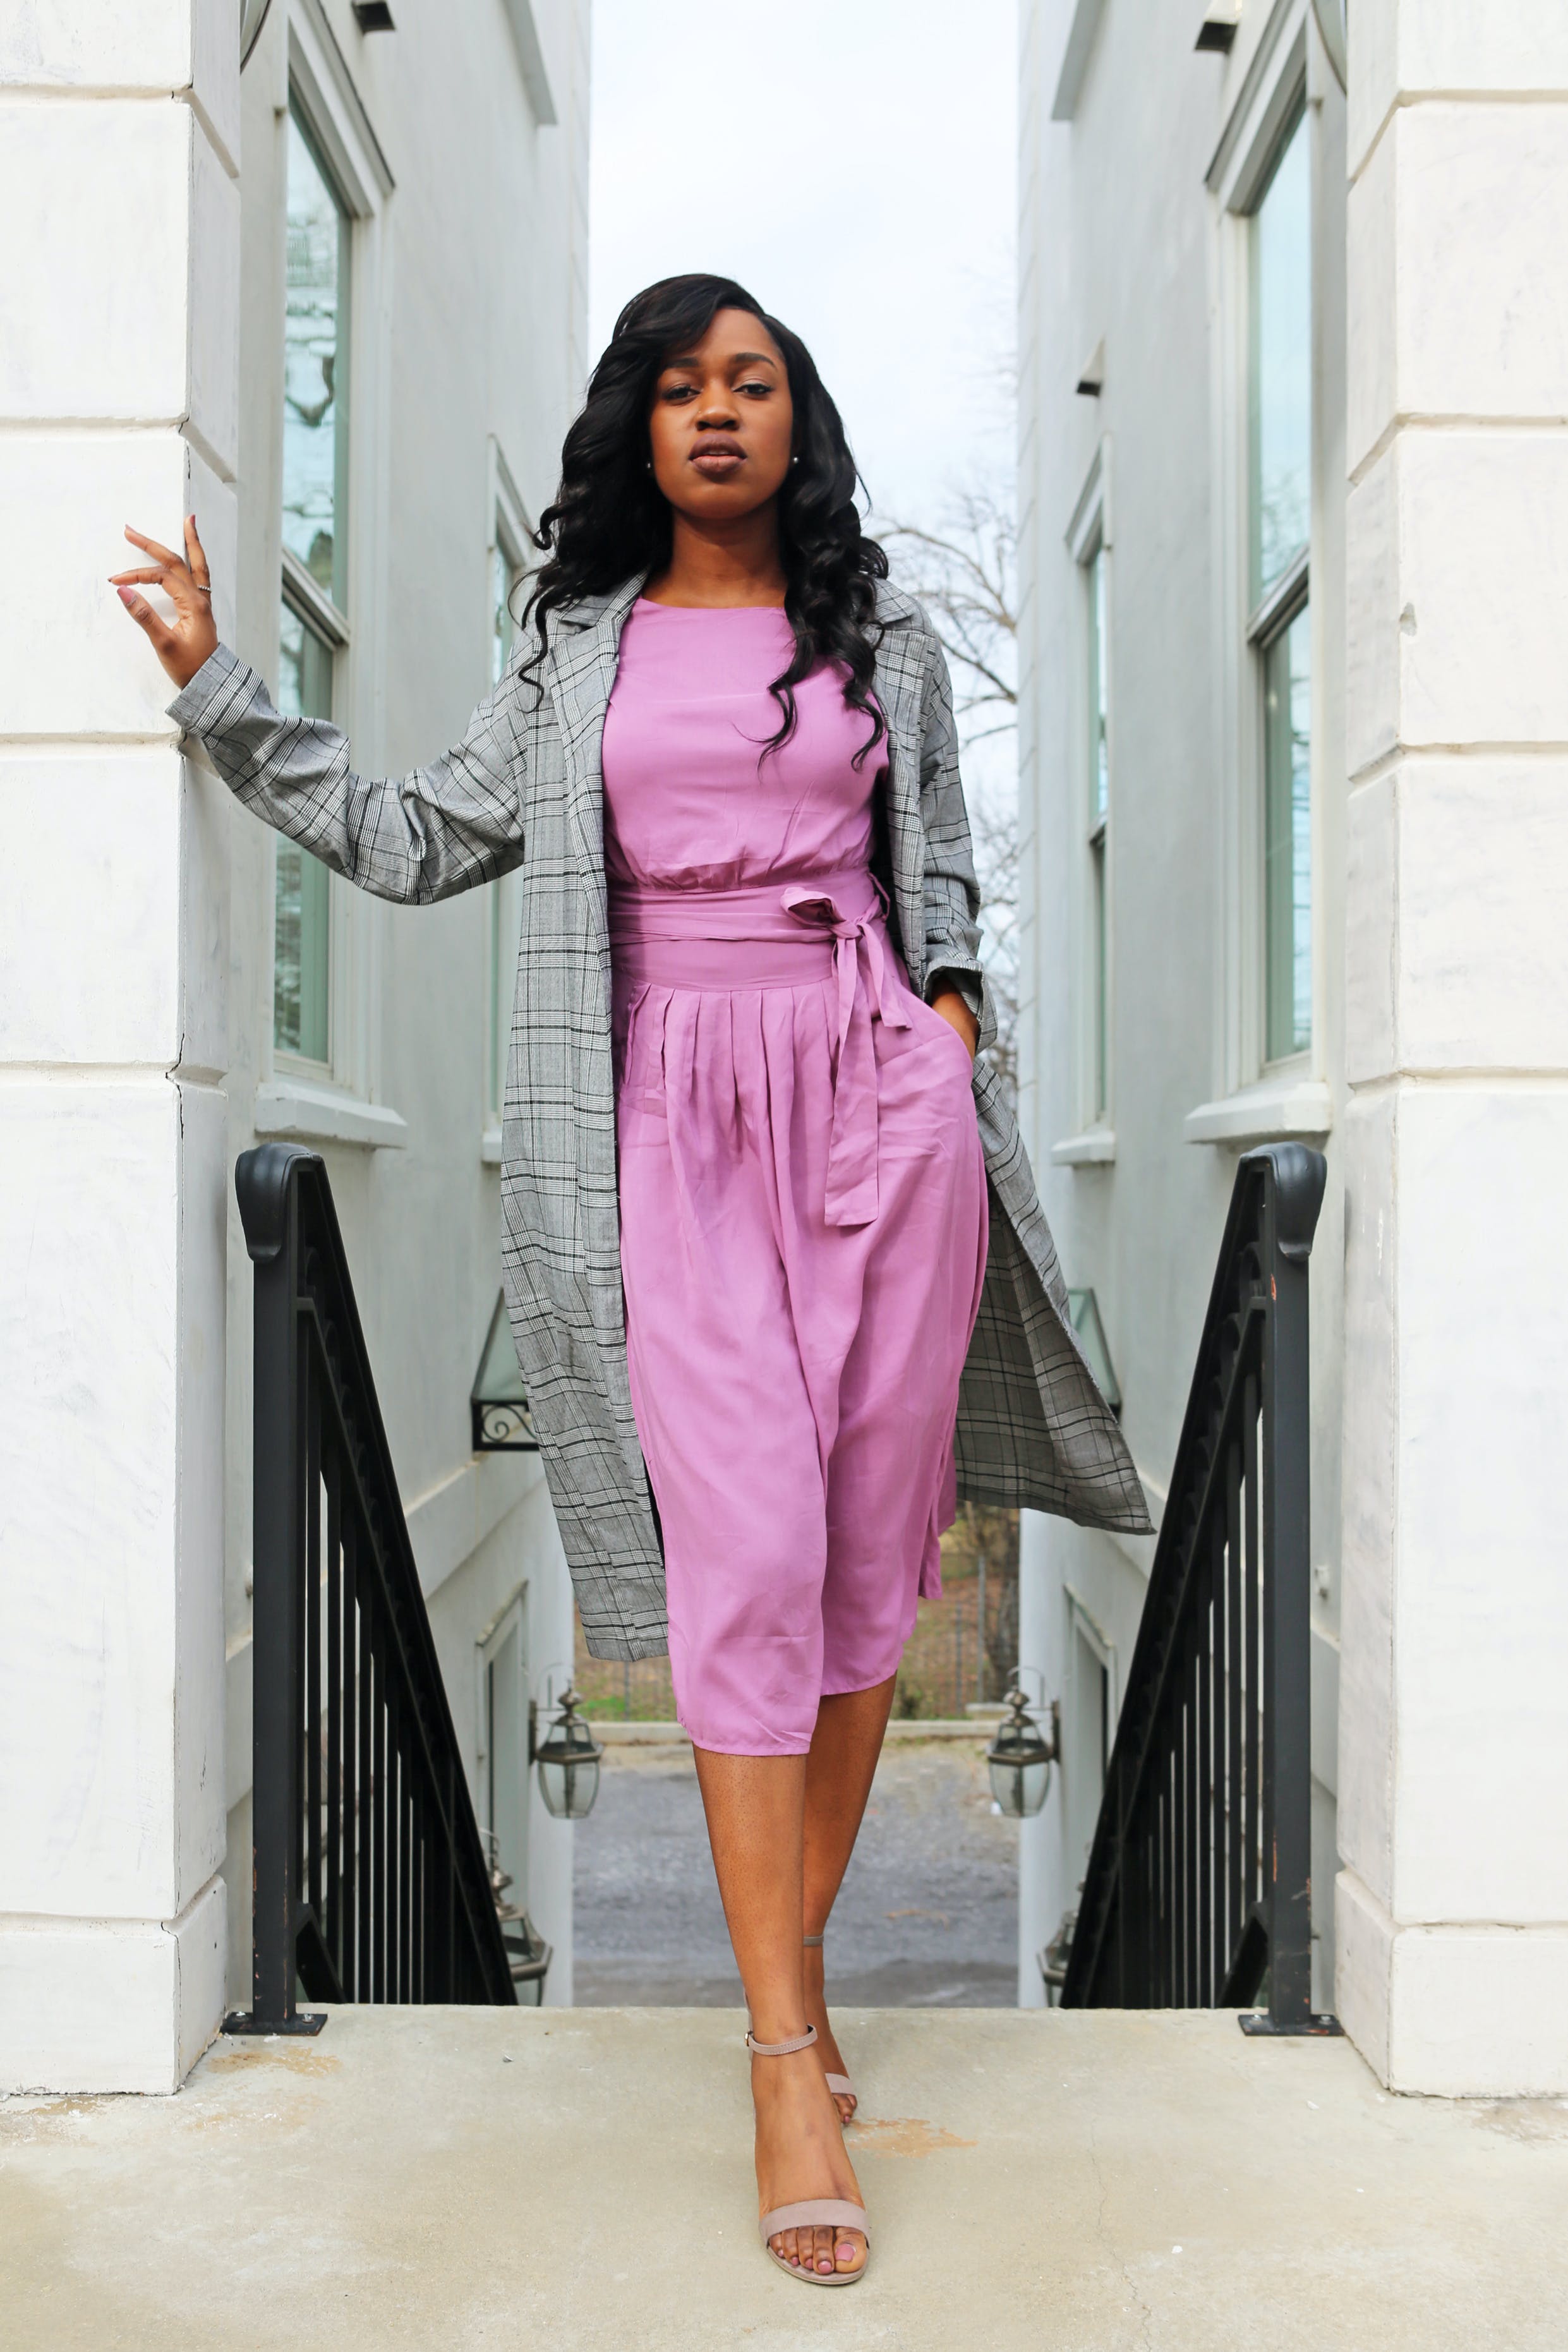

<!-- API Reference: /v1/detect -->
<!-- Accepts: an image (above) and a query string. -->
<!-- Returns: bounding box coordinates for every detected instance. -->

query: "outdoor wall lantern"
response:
[531,1684,604,1820]
[1067,1287,1122,1418]
[986,1686,1060,1818]
[486,1845,553,2005]
[471,1291,539,1452]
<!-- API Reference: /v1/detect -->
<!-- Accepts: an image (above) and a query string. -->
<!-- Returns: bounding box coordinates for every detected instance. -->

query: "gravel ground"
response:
[573,1736,1018,2006]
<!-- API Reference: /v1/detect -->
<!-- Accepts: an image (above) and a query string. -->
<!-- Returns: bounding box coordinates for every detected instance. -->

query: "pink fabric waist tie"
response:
[609,869,912,1227]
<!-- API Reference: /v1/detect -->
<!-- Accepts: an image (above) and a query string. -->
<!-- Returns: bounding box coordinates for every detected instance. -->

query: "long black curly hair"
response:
[520,273,890,765]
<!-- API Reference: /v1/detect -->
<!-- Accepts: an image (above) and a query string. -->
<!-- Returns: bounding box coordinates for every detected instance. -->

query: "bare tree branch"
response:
[879,480,1020,1094]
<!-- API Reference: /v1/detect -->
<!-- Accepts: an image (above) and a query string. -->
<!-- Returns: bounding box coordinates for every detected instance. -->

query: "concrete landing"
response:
[3,2006,1565,2349]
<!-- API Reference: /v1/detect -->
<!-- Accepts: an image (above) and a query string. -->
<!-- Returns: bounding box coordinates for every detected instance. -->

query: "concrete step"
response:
[3,2006,1565,2348]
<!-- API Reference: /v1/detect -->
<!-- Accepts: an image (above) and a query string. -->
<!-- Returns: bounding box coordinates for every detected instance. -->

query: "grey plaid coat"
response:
[172,576,1150,1659]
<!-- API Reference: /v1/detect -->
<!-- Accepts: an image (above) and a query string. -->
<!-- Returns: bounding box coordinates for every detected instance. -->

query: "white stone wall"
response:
[0,0,589,2089]
[1017,0,1568,2094]
[1336,1,1568,2097]
[1016,0,1348,2006]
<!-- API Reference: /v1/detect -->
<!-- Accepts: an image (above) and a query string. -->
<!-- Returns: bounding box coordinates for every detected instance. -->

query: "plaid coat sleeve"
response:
[167,643,528,904]
[907,622,993,1046]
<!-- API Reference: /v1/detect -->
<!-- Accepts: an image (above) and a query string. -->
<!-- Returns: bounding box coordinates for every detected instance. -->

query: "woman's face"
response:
[647,308,795,524]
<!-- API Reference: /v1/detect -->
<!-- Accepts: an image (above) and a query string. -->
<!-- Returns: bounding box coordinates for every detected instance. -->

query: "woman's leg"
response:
[802,1675,897,2118]
[692,1747,867,2279]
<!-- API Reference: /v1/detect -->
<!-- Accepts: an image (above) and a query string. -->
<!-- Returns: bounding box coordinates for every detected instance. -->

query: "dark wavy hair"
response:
[520,273,890,764]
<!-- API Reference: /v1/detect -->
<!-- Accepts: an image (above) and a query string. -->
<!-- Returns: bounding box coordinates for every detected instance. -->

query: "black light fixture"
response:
[1068,1286,1122,1416]
[471,1291,538,1452]
[986,1687,1059,1818]
[351,1,396,30]
[531,1685,603,1821]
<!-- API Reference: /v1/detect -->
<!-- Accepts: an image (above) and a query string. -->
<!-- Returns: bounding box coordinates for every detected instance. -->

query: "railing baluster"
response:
[341,1519,358,1997]
[1226,1414,1245,1991]
[1059,1147,1328,2029]
[304,1380,323,1941]
[1244,1388,1262,1939]
[230,1145,519,2030]
[325,1451,342,1982]
[358,1593,375,2001]
[1213,1552,1222,2013]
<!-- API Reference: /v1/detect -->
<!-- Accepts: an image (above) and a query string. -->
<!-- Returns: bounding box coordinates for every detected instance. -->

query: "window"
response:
[275,100,352,1064]
[1247,102,1312,1063]
[1085,541,1111,1119]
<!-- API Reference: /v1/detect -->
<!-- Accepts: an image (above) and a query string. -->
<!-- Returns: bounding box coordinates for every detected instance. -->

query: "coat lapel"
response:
[872,605,930,980]
[543,577,646,991]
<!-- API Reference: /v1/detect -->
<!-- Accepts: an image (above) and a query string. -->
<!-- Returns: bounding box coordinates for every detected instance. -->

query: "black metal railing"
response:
[1060,1143,1337,2032]
[225,1143,515,2032]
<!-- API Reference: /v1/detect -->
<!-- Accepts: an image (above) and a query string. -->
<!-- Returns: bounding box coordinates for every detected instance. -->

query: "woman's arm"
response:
[112,518,528,905]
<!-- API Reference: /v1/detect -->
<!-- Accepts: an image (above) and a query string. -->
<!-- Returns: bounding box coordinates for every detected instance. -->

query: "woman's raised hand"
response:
[110,516,220,691]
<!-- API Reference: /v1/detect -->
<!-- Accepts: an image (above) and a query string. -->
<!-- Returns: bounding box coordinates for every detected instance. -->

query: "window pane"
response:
[283,109,350,607]
[1263,601,1312,1061]
[1089,546,1109,827]
[493,541,517,687]
[1086,545,1109,1116]
[274,599,333,1062]
[1249,106,1310,606]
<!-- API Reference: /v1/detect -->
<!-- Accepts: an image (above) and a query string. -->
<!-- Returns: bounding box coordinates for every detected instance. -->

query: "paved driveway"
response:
[574,1733,1018,2005]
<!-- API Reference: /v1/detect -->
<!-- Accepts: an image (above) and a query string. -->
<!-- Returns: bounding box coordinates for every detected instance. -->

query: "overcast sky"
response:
[588,0,1018,533]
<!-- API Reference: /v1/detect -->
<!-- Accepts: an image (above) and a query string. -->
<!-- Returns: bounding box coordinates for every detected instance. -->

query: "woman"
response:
[114,273,1148,2287]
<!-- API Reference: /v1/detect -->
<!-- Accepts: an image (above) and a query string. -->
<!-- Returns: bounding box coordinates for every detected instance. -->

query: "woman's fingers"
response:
[124,523,181,568]
[116,586,178,659]
[112,517,220,688]
[184,512,212,589]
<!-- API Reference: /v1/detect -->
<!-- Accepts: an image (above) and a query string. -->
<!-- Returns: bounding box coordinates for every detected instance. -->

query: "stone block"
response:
[1347,433,1568,763]
[0,433,234,739]
[1336,1089,1396,1909]
[1350,102,1568,466]
[1351,0,1568,179]
[0,1878,226,2096]
[1393,1084,1568,1924]
[0,1080,226,1920]
[0,100,238,465]
[3,1,239,171]
[1337,1868,1568,2095]
[1344,447,1399,780]
[0,749,182,1065]
[1349,758,1568,1082]
[1344,769,1396,1084]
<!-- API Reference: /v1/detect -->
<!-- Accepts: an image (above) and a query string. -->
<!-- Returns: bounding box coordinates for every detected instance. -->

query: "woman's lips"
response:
[691,442,745,477]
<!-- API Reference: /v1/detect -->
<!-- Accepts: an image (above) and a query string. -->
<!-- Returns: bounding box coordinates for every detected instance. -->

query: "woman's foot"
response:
[803,1939,856,2123]
[752,2041,867,2279]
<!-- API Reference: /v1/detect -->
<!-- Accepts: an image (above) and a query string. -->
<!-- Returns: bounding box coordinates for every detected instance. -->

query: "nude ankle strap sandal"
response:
[803,1934,857,2114]
[745,2025,869,2288]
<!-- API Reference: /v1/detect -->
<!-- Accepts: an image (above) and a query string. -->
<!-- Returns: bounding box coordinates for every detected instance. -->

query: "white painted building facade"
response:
[0,0,590,2092]
[1017,0,1568,2095]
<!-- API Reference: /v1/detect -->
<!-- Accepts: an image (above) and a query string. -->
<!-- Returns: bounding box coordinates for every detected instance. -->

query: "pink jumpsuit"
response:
[603,600,988,1756]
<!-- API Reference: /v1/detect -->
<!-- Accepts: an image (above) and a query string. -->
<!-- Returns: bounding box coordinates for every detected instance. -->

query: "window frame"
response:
[1200,4,1328,1123]
[254,8,397,1141]
[1063,440,1116,1147]
[474,1586,531,1905]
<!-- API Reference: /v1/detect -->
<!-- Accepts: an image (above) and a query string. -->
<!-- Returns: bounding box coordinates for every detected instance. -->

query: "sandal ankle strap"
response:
[802,1933,824,1948]
[745,2025,819,2058]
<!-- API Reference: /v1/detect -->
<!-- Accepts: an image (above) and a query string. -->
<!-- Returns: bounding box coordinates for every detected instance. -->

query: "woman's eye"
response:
[739,380,771,397]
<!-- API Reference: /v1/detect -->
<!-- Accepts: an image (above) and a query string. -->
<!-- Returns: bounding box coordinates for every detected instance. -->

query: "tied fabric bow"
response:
[781,881,910,1227]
